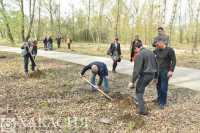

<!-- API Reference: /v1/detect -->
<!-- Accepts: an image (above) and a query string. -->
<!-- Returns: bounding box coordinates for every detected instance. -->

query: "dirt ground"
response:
[0,52,200,133]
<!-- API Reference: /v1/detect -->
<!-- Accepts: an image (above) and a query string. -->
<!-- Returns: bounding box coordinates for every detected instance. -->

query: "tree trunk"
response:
[169,0,179,46]
[37,0,41,41]
[19,0,25,41]
[86,0,91,41]
[25,0,36,41]
[115,0,120,37]
[0,0,15,43]
[192,2,200,54]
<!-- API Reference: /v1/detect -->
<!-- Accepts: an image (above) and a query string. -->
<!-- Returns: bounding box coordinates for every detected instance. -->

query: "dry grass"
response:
[0,51,199,132]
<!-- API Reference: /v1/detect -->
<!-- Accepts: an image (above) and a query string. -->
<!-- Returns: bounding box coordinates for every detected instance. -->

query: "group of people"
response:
[20,27,176,115]
[43,36,54,50]
[21,35,73,76]
[43,35,72,50]
[81,27,176,115]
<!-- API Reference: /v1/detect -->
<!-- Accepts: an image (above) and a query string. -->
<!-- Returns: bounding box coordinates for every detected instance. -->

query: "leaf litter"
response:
[0,52,199,133]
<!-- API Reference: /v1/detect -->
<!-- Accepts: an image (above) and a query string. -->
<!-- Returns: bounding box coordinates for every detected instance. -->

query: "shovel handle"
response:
[82,77,113,101]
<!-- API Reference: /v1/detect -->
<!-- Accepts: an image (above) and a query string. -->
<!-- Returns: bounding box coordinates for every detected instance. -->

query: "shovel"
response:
[82,77,113,101]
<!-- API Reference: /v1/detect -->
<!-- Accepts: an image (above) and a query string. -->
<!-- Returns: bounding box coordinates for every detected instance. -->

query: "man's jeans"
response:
[24,54,36,73]
[47,42,53,50]
[157,70,169,106]
[90,74,109,93]
[135,73,154,113]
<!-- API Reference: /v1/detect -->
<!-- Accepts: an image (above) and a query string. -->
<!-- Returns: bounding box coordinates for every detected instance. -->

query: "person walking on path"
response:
[67,38,72,49]
[153,40,176,109]
[47,36,53,50]
[43,36,48,50]
[128,43,158,115]
[152,27,170,47]
[80,61,110,94]
[56,34,62,48]
[107,37,121,73]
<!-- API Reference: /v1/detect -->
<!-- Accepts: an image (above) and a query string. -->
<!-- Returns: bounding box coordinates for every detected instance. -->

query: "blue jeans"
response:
[157,70,169,106]
[90,74,109,93]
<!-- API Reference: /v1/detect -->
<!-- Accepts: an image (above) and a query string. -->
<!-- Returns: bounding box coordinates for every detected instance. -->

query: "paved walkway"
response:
[0,45,200,91]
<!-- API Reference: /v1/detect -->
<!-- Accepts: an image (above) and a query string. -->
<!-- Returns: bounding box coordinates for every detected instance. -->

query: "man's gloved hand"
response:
[128,82,135,89]
[80,74,85,78]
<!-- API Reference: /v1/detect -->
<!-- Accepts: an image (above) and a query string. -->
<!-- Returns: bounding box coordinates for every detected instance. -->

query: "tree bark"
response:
[115,0,120,37]
[37,0,41,41]
[19,0,25,41]
[25,0,36,41]
[0,0,15,43]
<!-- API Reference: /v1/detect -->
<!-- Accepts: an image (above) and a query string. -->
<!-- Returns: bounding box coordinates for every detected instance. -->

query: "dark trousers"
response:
[44,43,47,49]
[112,60,117,71]
[24,54,36,73]
[157,70,169,106]
[67,43,71,49]
[57,42,61,48]
[135,73,154,112]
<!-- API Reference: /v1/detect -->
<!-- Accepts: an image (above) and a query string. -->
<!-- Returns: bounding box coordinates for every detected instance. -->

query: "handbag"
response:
[21,48,27,57]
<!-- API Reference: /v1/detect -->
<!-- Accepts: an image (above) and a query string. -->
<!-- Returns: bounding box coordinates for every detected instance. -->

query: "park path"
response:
[0,45,200,91]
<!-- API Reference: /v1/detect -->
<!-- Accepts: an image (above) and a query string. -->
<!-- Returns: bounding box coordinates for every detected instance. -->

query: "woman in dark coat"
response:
[107,38,121,73]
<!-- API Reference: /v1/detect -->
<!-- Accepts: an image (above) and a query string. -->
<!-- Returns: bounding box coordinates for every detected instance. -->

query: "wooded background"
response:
[0,0,200,50]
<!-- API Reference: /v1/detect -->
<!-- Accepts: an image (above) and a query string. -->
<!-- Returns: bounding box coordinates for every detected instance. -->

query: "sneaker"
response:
[136,110,148,116]
[25,72,29,78]
[133,97,139,105]
[159,104,165,109]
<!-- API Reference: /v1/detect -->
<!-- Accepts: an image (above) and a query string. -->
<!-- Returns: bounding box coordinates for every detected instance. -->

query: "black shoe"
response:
[136,111,148,116]
[112,70,116,73]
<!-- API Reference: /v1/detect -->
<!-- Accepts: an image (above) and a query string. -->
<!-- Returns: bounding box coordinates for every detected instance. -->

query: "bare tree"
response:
[169,0,179,45]
[115,0,120,37]
[37,0,41,40]
[192,2,200,54]
[25,0,36,41]
[19,0,25,41]
[179,0,183,43]
[0,0,15,43]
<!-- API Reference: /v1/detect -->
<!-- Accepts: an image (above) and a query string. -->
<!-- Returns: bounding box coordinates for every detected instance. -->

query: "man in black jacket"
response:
[21,41,36,77]
[154,40,176,109]
[128,43,158,115]
[107,38,121,73]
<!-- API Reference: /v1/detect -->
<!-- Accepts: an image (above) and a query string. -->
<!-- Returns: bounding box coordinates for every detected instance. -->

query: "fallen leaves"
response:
[0,52,200,132]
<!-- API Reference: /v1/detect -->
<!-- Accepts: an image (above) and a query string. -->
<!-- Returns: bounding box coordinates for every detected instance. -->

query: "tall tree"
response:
[192,2,200,54]
[169,0,179,45]
[37,0,41,40]
[0,0,15,43]
[19,0,25,41]
[25,0,36,41]
[115,0,120,37]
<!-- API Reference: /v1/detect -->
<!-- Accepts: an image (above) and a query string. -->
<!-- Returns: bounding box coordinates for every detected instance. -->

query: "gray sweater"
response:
[152,34,170,47]
[132,48,158,83]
